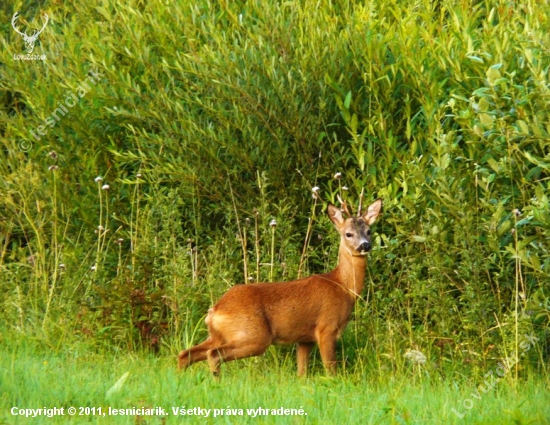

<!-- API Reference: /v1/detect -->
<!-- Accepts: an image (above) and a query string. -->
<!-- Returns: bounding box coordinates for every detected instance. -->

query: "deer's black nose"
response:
[358,242,371,253]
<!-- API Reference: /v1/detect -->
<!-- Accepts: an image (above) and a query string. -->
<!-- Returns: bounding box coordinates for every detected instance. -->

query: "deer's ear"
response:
[363,199,382,225]
[328,204,345,227]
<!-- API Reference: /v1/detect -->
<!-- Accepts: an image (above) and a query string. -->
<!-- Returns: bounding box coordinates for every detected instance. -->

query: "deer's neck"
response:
[332,245,367,298]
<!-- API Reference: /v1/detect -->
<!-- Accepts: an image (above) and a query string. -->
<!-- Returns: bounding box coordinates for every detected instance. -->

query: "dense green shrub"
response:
[1,0,548,376]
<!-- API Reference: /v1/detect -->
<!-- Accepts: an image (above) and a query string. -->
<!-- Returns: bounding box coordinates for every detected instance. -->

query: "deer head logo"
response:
[12,11,49,54]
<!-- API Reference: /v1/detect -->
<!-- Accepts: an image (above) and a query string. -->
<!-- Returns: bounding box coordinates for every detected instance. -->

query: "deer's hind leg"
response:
[178,338,214,370]
[205,312,273,376]
[206,339,271,376]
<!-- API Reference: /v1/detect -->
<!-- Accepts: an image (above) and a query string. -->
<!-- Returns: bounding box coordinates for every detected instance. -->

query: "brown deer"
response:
[178,198,382,376]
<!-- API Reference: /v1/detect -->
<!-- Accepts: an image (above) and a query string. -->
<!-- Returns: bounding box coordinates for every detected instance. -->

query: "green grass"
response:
[1,340,549,424]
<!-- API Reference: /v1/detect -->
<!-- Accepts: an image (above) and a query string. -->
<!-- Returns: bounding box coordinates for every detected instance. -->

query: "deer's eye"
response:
[366,229,372,236]
[345,233,353,238]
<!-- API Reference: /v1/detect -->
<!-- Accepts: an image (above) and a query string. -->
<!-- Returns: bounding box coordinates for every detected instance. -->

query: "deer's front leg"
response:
[297,342,315,377]
[317,332,337,374]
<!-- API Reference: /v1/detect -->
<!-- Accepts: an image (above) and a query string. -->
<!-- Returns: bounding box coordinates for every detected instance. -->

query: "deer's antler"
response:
[337,194,352,217]
[31,13,49,39]
[357,188,364,217]
[11,12,27,37]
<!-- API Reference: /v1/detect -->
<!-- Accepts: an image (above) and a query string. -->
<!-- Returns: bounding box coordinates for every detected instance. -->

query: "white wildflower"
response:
[404,349,427,365]
[312,186,320,199]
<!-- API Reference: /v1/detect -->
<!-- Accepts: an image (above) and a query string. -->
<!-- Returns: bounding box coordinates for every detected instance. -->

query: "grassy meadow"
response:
[1,0,550,423]
[1,338,549,424]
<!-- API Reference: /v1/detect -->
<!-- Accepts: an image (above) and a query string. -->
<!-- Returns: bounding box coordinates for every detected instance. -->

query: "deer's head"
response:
[328,199,382,256]
[12,11,49,54]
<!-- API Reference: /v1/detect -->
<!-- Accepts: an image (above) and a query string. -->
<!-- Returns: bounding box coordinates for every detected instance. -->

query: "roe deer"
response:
[178,198,382,376]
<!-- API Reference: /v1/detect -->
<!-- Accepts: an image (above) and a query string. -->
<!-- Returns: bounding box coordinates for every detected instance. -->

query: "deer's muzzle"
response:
[357,242,371,253]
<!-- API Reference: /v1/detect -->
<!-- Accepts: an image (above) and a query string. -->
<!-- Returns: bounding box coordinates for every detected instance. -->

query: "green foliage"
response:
[0,0,549,380]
